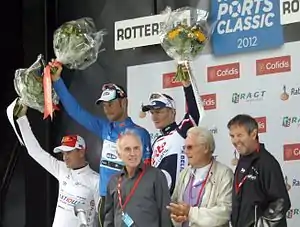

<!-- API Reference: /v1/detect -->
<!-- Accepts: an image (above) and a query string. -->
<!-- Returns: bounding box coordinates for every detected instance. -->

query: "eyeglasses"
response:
[102,83,126,97]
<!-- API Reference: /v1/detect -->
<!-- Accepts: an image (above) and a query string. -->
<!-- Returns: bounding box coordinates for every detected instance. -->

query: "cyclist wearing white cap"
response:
[15,104,99,227]
[142,80,200,194]
[49,61,152,226]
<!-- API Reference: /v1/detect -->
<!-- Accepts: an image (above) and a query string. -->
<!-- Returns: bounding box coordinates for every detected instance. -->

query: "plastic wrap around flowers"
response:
[53,17,107,70]
[160,6,214,81]
[14,54,59,113]
[42,17,107,119]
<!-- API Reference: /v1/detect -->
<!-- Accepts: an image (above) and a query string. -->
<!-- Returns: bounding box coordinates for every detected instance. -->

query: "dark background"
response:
[0,0,299,226]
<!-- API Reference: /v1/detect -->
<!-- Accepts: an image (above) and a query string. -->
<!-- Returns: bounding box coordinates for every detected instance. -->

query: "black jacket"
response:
[231,143,291,227]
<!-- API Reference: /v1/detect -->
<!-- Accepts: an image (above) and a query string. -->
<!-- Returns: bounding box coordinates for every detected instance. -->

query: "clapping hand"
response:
[167,202,190,223]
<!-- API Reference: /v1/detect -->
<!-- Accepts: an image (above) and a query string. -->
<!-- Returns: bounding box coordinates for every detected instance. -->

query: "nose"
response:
[231,136,239,144]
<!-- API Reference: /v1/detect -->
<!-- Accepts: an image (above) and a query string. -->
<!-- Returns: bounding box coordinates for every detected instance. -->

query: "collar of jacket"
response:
[120,162,144,178]
[160,122,177,135]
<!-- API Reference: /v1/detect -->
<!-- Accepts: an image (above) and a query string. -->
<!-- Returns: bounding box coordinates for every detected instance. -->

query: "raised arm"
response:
[176,83,200,139]
[17,115,65,179]
[50,63,108,138]
[53,78,108,137]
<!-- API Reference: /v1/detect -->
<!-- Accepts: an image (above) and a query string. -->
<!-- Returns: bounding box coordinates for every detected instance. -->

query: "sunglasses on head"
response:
[102,83,126,97]
[149,93,174,101]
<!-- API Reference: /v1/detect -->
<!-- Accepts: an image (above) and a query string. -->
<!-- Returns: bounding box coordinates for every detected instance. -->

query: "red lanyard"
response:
[235,174,247,194]
[189,162,213,206]
[117,165,146,211]
[235,144,260,194]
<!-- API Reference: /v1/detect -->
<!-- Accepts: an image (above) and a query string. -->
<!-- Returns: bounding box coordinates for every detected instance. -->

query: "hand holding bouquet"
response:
[14,54,59,114]
[43,17,107,119]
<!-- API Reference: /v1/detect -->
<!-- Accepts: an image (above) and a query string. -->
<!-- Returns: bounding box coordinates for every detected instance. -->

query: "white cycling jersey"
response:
[17,116,100,227]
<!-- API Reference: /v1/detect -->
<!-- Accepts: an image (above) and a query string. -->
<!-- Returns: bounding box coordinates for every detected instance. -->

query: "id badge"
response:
[122,212,134,227]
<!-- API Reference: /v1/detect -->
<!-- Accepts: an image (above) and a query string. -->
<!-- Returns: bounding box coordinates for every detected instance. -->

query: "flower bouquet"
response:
[43,17,107,119]
[13,54,59,115]
[159,6,216,124]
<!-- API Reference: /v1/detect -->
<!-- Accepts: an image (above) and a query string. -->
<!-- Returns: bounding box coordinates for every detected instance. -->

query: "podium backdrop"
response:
[127,40,300,226]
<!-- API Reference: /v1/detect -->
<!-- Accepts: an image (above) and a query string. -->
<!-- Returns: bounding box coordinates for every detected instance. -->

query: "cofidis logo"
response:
[211,0,284,56]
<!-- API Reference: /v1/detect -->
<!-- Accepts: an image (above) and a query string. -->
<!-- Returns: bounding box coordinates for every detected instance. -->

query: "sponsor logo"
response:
[106,153,117,160]
[207,63,240,82]
[59,193,82,206]
[280,85,300,101]
[162,72,181,89]
[200,94,217,110]
[286,208,300,219]
[114,10,190,50]
[256,55,291,76]
[211,0,284,56]
[280,0,300,25]
[255,117,267,133]
[232,91,266,103]
[283,143,300,161]
[282,116,300,127]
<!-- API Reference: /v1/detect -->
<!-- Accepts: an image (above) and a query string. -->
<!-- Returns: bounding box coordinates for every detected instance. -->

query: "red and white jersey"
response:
[17,116,100,227]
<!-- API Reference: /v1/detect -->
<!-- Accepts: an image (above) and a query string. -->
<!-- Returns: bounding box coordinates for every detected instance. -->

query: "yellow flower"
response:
[194,31,206,42]
[168,29,180,40]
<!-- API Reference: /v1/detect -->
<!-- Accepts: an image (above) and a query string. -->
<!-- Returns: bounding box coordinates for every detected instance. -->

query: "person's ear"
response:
[250,129,258,140]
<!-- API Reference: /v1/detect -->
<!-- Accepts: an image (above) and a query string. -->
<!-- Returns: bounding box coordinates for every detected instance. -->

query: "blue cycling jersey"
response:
[53,79,152,196]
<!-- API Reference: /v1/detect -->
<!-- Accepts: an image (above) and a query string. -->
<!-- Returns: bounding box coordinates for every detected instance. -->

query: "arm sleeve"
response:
[158,154,178,195]
[53,78,108,138]
[103,179,115,227]
[155,169,172,227]
[141,129,153,165]
[184,85,200,125]
[93,176,100,213]
[17,116,65,179]
[261,157,291,218]
[188,168,233,227]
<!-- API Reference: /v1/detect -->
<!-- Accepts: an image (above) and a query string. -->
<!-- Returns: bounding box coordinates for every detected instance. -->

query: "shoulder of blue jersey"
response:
[131,124,150,135]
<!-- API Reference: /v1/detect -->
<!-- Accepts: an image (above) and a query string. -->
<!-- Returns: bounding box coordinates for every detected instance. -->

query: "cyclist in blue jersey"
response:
[49,61,152,227]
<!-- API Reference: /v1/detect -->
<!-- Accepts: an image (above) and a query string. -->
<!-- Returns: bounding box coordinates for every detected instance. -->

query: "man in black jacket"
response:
[228,114,291,227]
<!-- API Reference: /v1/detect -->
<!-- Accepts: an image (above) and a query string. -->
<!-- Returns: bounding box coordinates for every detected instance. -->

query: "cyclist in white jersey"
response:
[142,80,200,194]
[15,104,100,227]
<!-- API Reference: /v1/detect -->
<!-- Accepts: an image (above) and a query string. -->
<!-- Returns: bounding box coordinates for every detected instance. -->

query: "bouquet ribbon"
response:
[43,61,61,120]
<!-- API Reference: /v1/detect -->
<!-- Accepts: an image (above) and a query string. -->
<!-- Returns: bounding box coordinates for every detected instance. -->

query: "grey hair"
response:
[187,126,215,153]
[116,129,143,152]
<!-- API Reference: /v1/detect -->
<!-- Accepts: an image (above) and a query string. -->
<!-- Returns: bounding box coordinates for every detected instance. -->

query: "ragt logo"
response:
[286,208,300,219]
[216,0,275,35]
